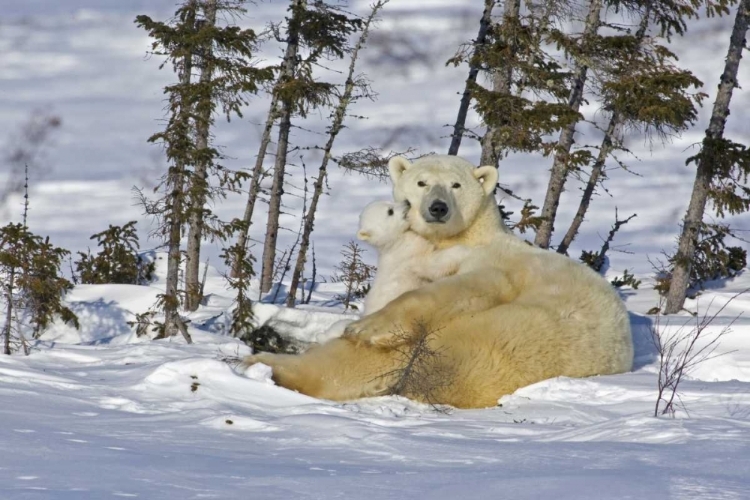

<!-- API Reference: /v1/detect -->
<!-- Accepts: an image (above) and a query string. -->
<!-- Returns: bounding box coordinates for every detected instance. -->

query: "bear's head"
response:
[388,154,498,240]
[357,200,410,249]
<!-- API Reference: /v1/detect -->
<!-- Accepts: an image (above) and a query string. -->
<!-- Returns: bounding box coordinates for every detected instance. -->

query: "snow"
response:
[2,0,750,498]
[1,256,750,498]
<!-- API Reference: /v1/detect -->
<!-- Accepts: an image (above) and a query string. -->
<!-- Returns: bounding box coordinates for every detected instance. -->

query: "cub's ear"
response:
[474,165,498,196]
[388,156,412,183]
[356,230,371,241]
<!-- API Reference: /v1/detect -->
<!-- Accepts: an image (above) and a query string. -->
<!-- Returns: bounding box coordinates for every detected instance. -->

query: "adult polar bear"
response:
[244,155,633,408]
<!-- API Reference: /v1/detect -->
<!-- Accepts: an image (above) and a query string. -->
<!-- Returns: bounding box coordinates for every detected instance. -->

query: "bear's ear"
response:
[388,157,412,183]
[473,166,498,196]
[356,229,371,241]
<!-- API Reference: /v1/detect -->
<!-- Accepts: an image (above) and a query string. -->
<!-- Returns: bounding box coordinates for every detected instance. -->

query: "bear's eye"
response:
[417,181,427,187]
[452,183,461,189]
[387,208,394,216]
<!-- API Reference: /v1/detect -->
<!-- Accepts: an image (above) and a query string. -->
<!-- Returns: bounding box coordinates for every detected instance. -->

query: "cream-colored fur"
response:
[356,200,470,316]
[244,154,634,409]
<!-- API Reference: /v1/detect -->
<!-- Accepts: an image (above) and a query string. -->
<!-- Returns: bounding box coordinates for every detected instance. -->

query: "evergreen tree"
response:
[1,223,78,354]
[534,0,605,249]
[556,1,708,255]
[331,241,375,311]
[534,0,736,249]
[285,0,388,307]
[220,221,255,339]
[257,0,363,294]
[184,0,218,312]
[447,0,494,157]
[449,0,577,166]
[665,0,750,313]
[136,0,272,337]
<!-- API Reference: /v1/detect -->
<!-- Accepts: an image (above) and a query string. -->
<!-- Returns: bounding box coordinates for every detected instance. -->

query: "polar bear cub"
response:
[356,200,469,315]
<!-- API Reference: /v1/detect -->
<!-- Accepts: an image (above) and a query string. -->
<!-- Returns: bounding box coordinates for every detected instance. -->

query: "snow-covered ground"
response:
[2,1,750,498]
[2,259,750,499]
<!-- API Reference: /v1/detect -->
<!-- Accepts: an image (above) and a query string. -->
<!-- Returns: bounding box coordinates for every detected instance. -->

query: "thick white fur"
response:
[244,154,634,408]
[356,200,470,316]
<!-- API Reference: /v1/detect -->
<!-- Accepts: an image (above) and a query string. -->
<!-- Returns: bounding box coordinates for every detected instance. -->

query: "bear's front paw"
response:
[342,314,379,339]
[342,315,406,349]
[241,352,275,368]
[340,322,370,347]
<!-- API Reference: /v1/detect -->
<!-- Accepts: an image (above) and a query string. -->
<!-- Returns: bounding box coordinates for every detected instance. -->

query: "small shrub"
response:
[377,320,454,412]
[651,293,744,417]
[75,221,154,285]
[1,223,78,352]
[611,269,641,289]
[330,241,376,311]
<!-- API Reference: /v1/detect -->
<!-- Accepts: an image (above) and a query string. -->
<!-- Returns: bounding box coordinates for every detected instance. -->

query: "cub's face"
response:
[389,155,497,240]
[357,200,410,249]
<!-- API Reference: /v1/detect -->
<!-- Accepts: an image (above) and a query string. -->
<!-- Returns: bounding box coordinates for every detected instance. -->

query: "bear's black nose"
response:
[429,200,449,220]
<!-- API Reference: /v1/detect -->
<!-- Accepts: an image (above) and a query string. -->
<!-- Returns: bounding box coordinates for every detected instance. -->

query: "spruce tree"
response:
[534,0,604,249]
[534,0,740,250]
[285,0,388,307]
[75,221,154,285]
[257,0,363,294]
[450,0,577,166]
[136,0,272,337]
[184,0,218,312]
[665,0,750,313]
[447,0,494,157]
[556,1,709,255]
[1,223,78,353]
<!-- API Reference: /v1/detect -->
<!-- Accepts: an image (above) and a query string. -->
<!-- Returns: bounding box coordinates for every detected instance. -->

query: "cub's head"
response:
[357,200,410,249]
[388,154,497,239]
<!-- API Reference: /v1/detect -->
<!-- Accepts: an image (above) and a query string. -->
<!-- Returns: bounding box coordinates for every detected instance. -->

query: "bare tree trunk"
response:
[305,244,316,304]
[665,0,750,314]
[448,0,494,157]
[479,0,519,167]
[534,0,602,249]
[285,0,387,307]
[3,272,13,355]
[260,110,292,294]
[163,180,188,340]
[556,114,618,256]
[185,0,217,312]
[259,0,305,294]
[230,96,279,278]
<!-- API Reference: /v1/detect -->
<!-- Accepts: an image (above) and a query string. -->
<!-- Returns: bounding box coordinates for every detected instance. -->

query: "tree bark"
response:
[479,0,519,167]
[259,0,305,294]
[556,112,618,256]
[556,8,651,255]
[185,0,217,312]
[230,96,279,278]
[664,0,750,314]
[285,0,387,307]
[3,271,13,355]
[534,0,602,249]
[448,0,494,157]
